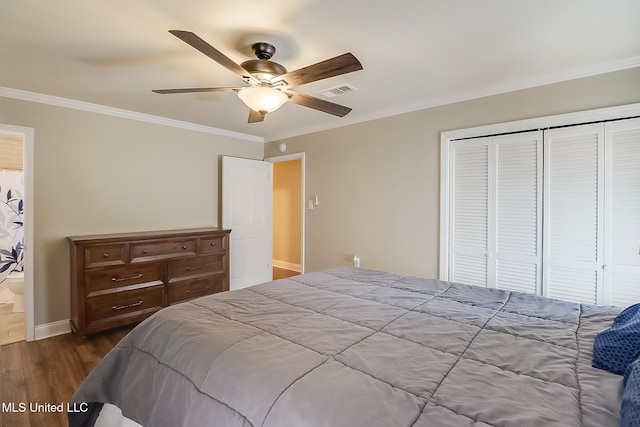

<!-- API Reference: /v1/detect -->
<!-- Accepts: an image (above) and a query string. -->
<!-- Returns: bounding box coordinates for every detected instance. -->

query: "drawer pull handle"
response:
[186,287,209,295]
[210,242,216,246]
[182,245,188,250]
[112,273,143,282]
[112,300,143,310]
[142,250,148,254]
[102,253,110,258]
[186,264,211,271]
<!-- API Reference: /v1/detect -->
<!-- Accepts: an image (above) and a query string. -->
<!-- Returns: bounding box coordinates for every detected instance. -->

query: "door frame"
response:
[265,152,306,274]
[0,123,35,341]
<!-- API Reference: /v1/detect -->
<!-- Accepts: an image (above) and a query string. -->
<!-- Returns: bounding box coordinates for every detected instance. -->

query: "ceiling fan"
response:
[153,30,363,123]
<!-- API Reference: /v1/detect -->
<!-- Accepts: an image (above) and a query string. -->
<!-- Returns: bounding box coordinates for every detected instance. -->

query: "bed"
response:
[71,267,628,426]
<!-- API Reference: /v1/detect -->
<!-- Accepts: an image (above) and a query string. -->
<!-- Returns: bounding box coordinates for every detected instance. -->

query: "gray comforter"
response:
[73,267,624,426]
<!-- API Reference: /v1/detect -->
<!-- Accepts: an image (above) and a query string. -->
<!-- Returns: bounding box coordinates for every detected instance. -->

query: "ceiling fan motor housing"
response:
[241,42,287,81]
[252,42,276,60]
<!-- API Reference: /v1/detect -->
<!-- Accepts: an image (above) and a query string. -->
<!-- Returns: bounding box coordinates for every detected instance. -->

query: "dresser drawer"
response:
[130,238,197,263]
[86,263,163,296]
[168,254,224,281]
[199,235,227,254]
[86,285,164,327]
[85,244,126,268]
[168,276,226,304]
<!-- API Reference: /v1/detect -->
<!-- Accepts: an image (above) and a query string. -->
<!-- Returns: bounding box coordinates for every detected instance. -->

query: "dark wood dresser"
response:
[69,227,230,336]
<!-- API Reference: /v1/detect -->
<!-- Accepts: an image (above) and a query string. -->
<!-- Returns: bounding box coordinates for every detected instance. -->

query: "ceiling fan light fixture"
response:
[237,86,288,114]
[154,31,363,122]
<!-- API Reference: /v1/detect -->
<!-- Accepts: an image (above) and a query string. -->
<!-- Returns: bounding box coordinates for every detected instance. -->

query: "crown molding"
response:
[0,87,264,143]
[265,56,640,142]
[3,54,639,144]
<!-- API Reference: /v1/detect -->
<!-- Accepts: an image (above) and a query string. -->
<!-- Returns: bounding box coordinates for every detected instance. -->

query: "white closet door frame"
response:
[440,102,640,282]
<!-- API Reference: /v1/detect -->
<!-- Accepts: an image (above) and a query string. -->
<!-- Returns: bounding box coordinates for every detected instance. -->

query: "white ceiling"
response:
[2,0,639,142]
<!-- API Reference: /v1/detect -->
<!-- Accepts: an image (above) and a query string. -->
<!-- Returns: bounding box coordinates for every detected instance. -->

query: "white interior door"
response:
[449,131,542,293]
[222,156,273,290]
[449,138,490,286]
[543,124,605,304]
[604,118,640,306]
[494,131,543,295]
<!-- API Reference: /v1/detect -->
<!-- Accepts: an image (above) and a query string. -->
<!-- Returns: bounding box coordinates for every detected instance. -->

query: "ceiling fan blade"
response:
[168,30,256,83]
[152,87,240,94]
[248,109,265,123]
[273,53,362,88]
[285,91,352,117]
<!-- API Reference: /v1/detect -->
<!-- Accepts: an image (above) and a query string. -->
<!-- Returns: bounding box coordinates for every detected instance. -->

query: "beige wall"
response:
[273,159,301,267]
[0,97,263,326]
[2,67,639,328]
[265,67,640,278]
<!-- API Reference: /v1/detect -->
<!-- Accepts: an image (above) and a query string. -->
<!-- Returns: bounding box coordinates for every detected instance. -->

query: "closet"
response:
[441,112,640,306]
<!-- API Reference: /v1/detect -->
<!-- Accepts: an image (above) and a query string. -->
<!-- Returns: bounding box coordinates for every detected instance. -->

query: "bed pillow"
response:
[622,358,640,427]
[592,303,640,375]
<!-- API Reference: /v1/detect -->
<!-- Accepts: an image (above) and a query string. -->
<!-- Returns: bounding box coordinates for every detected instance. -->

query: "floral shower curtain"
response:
[0,170,24,286]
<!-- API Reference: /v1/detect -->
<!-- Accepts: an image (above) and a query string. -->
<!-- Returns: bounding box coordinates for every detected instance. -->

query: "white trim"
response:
[440,102,640,282]
[265,56,640,142]
[272,260,302,272]
[265,152,306,274]
[4,54,639,145]
[34,319,70,340]
[439,135,451,280]
[0,123,35,341]
[442,103,640,141]
[0,87,264,143]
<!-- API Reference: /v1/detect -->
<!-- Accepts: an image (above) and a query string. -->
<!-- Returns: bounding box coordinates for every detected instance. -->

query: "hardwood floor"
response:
[0,325,133,427]
[0,271,300,426]
[273,266,300,280]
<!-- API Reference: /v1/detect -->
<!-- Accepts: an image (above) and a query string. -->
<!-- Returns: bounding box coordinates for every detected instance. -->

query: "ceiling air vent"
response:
[319,84,358,98]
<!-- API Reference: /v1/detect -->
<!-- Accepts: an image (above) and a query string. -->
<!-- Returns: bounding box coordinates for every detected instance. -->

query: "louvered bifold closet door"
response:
[494,132,543,294]
[450,139,490,286]
[543,124,604,304]
[605,117,640,306]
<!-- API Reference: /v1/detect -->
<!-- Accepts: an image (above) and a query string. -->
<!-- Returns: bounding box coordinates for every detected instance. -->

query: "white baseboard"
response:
[35,319,70,340]
[273,260,301,272]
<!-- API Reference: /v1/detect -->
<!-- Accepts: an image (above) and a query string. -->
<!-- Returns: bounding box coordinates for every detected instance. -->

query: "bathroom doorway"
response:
[0,132,25,344]
[0,125,34,343]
